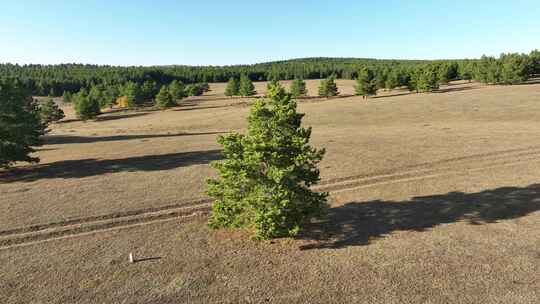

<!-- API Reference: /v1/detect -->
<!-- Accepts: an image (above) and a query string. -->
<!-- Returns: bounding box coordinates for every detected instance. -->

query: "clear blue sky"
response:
[1,0,539,66]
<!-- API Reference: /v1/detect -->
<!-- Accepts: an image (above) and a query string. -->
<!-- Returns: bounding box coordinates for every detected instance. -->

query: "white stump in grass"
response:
[129,252,134,263]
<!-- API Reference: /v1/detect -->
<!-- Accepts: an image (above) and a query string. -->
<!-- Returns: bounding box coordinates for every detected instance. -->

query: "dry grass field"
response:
[1,79,540,303]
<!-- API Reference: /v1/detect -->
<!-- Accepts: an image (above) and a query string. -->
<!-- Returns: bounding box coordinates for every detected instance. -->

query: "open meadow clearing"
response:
[1,80,540,303]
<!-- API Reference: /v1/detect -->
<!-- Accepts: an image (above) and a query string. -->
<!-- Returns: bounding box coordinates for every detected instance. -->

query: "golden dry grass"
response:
[1,80,540,303]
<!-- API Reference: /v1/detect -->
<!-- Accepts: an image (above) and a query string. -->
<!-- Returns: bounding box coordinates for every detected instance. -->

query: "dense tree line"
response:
[1,51,538,100]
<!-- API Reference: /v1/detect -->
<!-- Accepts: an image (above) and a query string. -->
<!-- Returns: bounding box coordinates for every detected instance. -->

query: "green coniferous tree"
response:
[155,85,176,108]
[186,84,204,96]
[318,79,328,97]
[355,67,377,98]
[0,79,45,168]
[385,69,400,90]
[168,80,186,100]
[458,61,474,83]
[39,98,65,125]
[200,82,211,92]
[225,77,239,97]
[74,90,101,120]
[318,75,338,97]
[123,81,143,107]
[141,80,158,101]
[500,53,529,84]
[416,65,439,92]
[102,85,120,108]
[290,78,307,98]
[89,85,105,107]
[266,78,280,92]
[62,91,73,103]
[239,74,256,96]
[207,84,328,239]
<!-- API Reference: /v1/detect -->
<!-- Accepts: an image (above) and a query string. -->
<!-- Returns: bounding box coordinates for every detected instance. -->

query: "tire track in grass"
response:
[2,145,540,249]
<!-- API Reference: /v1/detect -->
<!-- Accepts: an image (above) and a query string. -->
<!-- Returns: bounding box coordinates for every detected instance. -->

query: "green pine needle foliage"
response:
[39,98,65,124]
[74,90,101,120]
[0,79,45,168]
[207,84,328,239]
[290,78,307,98]
[239,74,256,96]
[168,80,186,100]
[225,77,239,97]
[355,67,377,97]
[155,86,176,108]
[318,75,339,97]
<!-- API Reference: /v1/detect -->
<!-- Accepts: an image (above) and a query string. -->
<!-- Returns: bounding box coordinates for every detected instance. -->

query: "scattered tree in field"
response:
[186,84,204,96]
[199,82,211,92]
[355,67,377,98]
[318,75,339,97]
[74,90,101,120]
[374,67,389,90]
[458,61,474,83]
[123,81,143,107]
[39,98,65,124]
[529,49,540,75]
[437,62,458,84]
[266,78,280,92]
[102,85,120,108]
[207,84,328,239]
[155,85,176,108]
[412,65,439,93]
[89,85,104,107]
[0,79,45,168]
[500,53,529,84]
[225,77,239,97]
[239,74,256,96]
[141,80,158,101]
[290,78,307,98]
[168,80,186,100]
[385,69,400,90]
[407,68,420,93]
[62,91,73,103]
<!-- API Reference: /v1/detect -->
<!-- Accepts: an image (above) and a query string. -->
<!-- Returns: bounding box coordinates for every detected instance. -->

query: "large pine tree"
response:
[0,79,45,168]
[207,84,328,239]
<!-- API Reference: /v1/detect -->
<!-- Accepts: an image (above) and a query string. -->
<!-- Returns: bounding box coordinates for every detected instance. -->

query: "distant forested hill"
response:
[1,51,538,96]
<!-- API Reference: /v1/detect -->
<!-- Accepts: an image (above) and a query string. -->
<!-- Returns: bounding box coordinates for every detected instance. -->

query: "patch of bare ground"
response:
[1,80,540,303]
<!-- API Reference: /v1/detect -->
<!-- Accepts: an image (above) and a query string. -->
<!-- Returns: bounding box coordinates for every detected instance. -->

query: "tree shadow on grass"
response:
[95,112,150,122]
[370,91,414,99]
[56,112,152,124]
[434,85,479,93]
[0,149,222,183]
[298,184,540,250]
[44,131,227,145]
